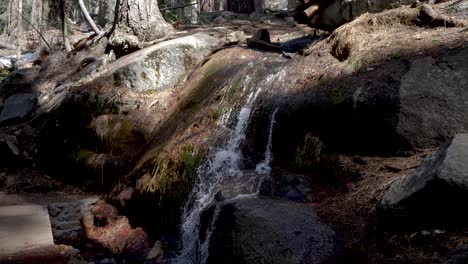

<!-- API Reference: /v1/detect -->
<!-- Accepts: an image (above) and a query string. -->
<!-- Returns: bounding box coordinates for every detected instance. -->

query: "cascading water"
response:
[174,89,261,264]
[255,108,278,175]
[173,60,286,264]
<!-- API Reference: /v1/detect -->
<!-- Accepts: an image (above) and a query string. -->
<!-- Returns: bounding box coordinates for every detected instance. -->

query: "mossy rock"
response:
[137,145,202,206]
[291,133,324,172]
[88,115,144,155]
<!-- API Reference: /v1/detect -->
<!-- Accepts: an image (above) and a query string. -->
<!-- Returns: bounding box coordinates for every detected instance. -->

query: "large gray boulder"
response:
[0,93,36,124]
[273,45,468,161]
[207,197,339,264]
[396,47,468,147]
[378,134,468,230]
[113,33,220,92]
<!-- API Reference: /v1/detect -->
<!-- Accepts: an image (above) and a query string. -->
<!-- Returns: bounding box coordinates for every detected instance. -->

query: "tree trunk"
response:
[60,0,72,51]
[30,0,43,40]
[6,0,12,35]
[16,0,22,58]
[109,0,174,49]
[227,0,255,14]
[7,0,23,58]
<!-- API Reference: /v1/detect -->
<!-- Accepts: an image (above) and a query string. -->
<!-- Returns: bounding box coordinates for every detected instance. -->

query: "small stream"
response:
[173,62,285,264]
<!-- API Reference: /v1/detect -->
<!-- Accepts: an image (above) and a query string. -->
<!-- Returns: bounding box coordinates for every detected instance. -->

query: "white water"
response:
[255,108,279,175]
[174,63,285,264]
[174,89,260,264]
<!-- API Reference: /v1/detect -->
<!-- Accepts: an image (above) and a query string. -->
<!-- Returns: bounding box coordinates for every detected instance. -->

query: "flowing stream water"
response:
[173,60,285,264]
[174,104,279,264]
[173,88,259,263]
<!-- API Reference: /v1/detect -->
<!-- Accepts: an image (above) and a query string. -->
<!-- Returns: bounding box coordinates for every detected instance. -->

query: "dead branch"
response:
[20,13,53,51]
[77,0,102,35]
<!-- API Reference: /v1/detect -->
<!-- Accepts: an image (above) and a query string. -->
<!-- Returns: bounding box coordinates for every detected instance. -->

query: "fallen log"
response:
[0,42,17,50]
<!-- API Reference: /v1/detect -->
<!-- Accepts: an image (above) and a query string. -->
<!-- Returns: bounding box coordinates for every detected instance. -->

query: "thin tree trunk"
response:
[13,0,23,60]
[30,0,37,28]
[77,0,101,35]
[61,0,72,51]
[6,0,12,35]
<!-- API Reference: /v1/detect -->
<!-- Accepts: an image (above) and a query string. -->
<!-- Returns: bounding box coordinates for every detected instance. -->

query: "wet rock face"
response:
[378,134,468,230]
[208,197,339,264]
[260,169,315,202]
[113,33,220,92]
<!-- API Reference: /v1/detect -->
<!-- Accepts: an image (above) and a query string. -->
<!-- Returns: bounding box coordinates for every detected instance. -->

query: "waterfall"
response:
[173,60,286,264]
[255,108,278,175]
[173,89,261,264]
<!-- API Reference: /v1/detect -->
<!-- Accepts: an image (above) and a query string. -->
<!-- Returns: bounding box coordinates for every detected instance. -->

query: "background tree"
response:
[109,0,174,50]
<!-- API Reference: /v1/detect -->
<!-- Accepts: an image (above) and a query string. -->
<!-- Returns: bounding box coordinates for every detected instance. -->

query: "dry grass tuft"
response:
[328,5,468,71]
[82,200,151,254]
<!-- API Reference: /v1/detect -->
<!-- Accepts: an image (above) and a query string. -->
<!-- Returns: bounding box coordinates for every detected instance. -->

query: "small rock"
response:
[59,245,80,257]
[213,16,227,24]
[232,19,252,25]
[0,93,36,124]
[3,134,19,156]
[366,67,375,72]
[226,31,246,44]
[146,241,164,260]
[117,187,134,205]
[420,230,431,236]
[285,17,296,27]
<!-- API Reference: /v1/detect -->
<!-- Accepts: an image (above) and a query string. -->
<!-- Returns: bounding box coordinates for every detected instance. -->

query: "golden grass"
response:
[328,6,468,72]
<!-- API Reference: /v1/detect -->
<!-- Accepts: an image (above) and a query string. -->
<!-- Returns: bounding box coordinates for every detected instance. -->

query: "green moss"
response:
[228,78,242,99]
[89,97,119,117]
[388,53,401,61]
[140,145,201,206]
[213,107,223,120]
[70,146,94,164]
[0,68,11,82]
[291,134,324,172]
[186,60,223,110]
[323,87,347,105]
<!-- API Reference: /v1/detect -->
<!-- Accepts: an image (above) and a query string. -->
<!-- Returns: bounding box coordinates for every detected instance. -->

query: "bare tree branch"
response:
[77,0,102,35]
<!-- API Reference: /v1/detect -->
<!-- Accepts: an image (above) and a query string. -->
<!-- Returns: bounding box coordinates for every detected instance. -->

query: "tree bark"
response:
[109,0,174,49]
[60,0,72,51]
[227,0,255,14]
[7,0,23,58]
[30,0,43,42]
[16,0,22,59]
